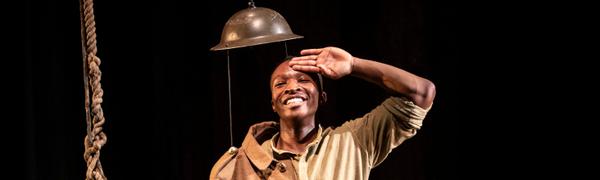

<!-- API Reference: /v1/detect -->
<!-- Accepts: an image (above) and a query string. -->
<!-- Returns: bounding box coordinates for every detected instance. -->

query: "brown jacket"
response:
[210,97,431,180]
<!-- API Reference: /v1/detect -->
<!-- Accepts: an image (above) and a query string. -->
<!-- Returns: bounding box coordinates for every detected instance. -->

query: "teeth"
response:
[286,97,304,105]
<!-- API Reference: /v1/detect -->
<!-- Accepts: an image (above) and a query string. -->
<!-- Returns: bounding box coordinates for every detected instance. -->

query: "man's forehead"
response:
[270,59,319,82]
[271,68,310,80]
[269,61,323,91]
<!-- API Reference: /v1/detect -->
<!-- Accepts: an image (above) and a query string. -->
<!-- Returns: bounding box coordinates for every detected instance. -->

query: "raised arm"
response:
[289,47,435,109]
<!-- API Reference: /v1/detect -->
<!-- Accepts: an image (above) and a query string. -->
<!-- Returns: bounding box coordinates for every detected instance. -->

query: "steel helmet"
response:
[211,6,303,51]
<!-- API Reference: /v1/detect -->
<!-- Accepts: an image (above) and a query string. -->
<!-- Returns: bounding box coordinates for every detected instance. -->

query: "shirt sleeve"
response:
[343,96,431,167]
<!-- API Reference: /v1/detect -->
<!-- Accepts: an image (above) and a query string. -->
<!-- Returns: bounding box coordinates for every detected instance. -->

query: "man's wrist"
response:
[350,56,360,76]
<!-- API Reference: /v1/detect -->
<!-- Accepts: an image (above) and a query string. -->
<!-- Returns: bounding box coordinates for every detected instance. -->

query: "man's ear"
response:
[271,100,276,112]
[319,91,328,104]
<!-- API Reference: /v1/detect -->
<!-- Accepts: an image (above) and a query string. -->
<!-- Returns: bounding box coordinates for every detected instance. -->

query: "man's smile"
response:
[281,95,308,107]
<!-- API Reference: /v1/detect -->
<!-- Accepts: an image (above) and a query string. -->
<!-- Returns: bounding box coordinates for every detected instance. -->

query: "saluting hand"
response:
[289,47,354,80]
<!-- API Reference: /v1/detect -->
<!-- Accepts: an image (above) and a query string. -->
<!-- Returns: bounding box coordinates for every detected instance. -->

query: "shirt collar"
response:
[269,125,323,158]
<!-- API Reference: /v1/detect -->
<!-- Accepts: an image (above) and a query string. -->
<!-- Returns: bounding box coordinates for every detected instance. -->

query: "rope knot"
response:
[81,0,107,179]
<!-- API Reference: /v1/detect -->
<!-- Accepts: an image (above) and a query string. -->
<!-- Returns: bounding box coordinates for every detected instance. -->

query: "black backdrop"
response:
[21,0,457,179]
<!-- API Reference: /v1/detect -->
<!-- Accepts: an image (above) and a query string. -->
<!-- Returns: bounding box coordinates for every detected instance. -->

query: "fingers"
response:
[290,55,318,68]
[300,48,323,55]
[290,55,319,73]
[291,65,321,73]
[291,55,318,61]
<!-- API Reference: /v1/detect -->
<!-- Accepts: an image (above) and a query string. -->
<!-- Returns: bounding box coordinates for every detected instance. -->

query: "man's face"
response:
[270,61,320,120]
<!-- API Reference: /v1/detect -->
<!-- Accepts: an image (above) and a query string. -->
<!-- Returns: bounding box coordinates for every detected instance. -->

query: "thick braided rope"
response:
[80,0,107,179]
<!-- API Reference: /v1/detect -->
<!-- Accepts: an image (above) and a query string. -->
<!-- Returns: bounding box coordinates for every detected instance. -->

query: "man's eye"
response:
[275,82,285,87]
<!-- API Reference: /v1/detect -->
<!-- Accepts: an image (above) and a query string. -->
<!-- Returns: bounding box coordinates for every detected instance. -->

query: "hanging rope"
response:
[79,0,107,179]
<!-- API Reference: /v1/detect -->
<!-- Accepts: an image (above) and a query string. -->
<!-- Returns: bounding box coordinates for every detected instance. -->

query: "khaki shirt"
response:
[210,97,431,180]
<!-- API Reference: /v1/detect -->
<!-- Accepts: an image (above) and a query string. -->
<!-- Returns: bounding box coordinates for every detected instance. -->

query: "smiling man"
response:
[210,46,436,180]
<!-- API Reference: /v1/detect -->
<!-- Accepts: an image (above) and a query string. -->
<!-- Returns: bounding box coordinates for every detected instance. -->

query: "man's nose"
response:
[284,84,301,94]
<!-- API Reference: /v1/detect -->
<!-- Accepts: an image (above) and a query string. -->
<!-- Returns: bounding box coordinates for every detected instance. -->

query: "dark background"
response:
[20,0,457,179]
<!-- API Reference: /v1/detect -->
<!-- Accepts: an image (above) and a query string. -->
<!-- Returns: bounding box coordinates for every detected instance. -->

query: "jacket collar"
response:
[241,121,279,170]
[241,121,326,170]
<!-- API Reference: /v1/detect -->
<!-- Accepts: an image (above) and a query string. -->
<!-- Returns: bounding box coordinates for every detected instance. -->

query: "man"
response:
[210,46,436,180]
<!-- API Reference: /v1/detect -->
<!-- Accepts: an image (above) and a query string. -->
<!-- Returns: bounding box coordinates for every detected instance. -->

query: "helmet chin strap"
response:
[284,42,289,57]
[226,50,233,148]
[317,73,324,93]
